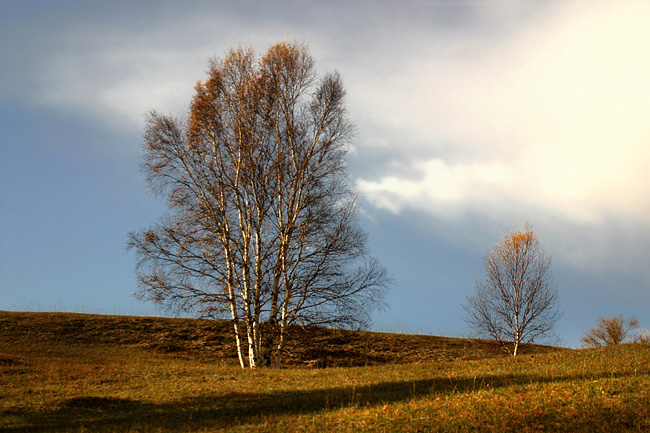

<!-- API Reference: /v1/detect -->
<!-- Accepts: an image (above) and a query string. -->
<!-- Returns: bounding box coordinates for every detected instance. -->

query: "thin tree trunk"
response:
[232,320,246,368]
[274,327,286,369]
[513,329,520,357]
[227,278,249,367]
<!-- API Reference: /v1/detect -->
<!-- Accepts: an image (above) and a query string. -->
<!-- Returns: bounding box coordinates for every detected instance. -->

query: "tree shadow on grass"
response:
[3,370,640,432]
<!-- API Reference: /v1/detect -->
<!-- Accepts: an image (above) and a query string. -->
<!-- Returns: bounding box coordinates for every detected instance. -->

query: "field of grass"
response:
[2,311,649,432]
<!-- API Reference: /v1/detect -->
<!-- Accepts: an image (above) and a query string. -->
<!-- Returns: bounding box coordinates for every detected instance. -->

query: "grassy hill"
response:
[2,311,649,432]
[0,311,555,368]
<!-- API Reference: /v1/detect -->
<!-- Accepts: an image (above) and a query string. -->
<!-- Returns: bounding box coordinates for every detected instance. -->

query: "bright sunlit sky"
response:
[2,0,649,347]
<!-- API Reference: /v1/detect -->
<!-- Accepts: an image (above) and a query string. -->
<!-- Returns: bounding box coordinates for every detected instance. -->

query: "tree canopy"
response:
[128,42,390,368]
[464,224,561,356]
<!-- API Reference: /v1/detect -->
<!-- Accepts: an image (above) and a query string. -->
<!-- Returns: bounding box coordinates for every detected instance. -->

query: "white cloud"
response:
[36,35,214,132]
[29,7,299,135]
[355,1,650,227]
[13,1,650,233]
[358,159,515,216]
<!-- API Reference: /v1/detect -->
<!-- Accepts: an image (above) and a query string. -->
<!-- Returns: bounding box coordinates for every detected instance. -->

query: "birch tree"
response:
[464,224,560,356]
[127,43,389,368]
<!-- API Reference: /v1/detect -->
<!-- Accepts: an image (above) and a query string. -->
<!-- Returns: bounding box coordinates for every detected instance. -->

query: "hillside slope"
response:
[4,311,650,432]
[0,311,560,367]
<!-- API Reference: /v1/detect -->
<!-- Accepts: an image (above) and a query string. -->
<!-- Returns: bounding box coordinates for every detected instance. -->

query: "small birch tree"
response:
[464,224,561,356]
[128,42,390,368]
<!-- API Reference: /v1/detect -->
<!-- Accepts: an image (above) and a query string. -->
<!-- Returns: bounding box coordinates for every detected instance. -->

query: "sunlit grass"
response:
[1,311,649,432]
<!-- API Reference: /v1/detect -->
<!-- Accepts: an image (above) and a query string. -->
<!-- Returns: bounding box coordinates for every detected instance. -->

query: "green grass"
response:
[1,311,649,432]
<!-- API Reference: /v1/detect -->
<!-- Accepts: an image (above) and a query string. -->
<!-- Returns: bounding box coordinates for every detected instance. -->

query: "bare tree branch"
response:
[581,315,639,347]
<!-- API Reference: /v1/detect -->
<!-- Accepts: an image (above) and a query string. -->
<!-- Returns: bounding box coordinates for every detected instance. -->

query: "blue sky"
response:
[2,0,649,347]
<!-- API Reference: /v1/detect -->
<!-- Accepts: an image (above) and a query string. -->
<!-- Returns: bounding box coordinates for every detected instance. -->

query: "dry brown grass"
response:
[3,311,648,432]
[0,311,556,368]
